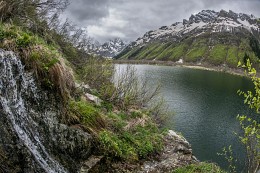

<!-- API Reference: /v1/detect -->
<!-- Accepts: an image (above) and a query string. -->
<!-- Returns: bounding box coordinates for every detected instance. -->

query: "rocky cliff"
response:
[0,50,92,172]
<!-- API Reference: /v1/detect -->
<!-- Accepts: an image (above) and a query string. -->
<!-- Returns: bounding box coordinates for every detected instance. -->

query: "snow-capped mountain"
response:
[131,10,260,47]
[116,10,260,68]
[86,38,128,58]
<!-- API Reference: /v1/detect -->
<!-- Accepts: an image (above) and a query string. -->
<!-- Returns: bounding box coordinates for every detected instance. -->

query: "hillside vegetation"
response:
[117,32,260,68]
[116,10,260,69]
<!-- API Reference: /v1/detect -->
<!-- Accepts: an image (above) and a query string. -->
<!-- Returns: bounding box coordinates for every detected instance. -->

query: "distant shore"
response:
[113,59,248,77]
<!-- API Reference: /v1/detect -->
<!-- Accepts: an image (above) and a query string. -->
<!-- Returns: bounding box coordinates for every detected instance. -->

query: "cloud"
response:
[63,0,110,25]
[63,0,260,43]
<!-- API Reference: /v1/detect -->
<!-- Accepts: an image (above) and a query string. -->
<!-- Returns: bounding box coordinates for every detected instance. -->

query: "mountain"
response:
[86,38,128,58]
[116,10,260,67]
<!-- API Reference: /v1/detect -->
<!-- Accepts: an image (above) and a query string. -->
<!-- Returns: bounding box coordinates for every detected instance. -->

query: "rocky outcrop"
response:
[137,130,198,173]
[86,130,197,173]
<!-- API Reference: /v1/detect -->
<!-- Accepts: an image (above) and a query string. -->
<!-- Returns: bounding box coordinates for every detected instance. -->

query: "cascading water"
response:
[0,50,68,173]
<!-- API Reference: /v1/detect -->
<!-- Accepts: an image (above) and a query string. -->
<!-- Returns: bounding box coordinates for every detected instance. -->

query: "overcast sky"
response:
[62,0,260,43]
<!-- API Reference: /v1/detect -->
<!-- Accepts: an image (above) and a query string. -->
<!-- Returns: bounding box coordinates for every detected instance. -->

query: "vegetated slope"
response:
[116,10,260,67]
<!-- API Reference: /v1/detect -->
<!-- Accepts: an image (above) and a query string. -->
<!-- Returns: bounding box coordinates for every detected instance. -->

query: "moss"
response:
[208,45,227,65]
[185,46,207,62]
[172,162,226,173]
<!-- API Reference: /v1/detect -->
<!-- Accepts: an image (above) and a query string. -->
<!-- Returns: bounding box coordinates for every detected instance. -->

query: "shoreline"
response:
[113,60,248,77]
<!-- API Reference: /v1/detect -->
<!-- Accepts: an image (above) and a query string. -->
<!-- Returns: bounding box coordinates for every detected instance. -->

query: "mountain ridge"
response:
[86,38,128,58]
[116,10,260,67]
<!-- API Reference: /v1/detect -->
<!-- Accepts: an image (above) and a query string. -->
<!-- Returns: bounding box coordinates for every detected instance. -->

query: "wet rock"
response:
[0,50,93,173]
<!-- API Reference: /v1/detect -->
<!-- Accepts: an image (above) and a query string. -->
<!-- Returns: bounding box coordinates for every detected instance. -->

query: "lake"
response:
[116,64,255,172]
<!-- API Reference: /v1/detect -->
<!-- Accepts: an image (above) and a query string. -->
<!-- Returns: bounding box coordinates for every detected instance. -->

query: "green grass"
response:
[185,46,207,62]
[146,43,172,60]
[208,45,227,65]
[226,46,238,67]
[156,44,177,60]
[99,112,163,160]
[137,43,162,60]
[172,163,226,173]
[68,100,106,131]
[169,44,188,61]
[0,23,77,99]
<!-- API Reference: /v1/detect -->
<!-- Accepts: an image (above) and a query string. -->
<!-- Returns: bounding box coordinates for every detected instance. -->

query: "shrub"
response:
[237,59,260,172]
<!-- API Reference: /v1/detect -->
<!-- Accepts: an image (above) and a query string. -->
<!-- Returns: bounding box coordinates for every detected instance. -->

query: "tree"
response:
[237,59,260,173]
[0,0,68,34]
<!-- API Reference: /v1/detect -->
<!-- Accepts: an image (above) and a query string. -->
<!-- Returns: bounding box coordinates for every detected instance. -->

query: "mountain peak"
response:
[116,10,260,68]
[86,38,128,58]
[129,10,260,47]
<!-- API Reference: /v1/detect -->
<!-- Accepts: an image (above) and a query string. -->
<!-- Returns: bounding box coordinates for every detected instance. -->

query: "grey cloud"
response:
[63,0,260,43]
[64,0,110,24]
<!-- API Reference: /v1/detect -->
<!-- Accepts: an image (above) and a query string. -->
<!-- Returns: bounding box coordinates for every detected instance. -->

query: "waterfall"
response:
[0,50,68,173]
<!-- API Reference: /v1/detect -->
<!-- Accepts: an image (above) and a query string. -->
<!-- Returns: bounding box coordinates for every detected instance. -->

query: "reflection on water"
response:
[116,64,255,172]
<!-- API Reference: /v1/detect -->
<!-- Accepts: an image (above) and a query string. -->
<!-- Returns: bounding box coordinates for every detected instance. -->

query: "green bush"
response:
[237,60,260,172]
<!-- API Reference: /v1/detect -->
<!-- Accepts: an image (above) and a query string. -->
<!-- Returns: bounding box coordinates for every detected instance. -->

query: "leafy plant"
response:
[237,59,260,172]
[16,33,32,47]
[217,145,237,173]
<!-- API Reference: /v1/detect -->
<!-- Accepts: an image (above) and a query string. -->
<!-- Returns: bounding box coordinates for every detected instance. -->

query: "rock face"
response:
[0,50,92,172]
[116,10,260,67]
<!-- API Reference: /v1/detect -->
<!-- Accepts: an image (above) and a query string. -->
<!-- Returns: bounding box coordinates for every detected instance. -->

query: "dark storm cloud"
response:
[63,0,260,43]
[64,0,110,24]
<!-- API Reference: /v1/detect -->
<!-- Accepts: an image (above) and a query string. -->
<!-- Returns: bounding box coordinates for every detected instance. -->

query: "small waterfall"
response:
[0,50,68,173]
